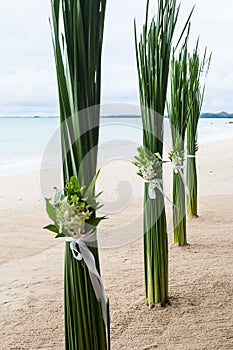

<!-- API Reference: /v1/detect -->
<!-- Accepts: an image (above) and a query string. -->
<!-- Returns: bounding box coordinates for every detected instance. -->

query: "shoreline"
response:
[1,119,233,177]
[1,137,233,189]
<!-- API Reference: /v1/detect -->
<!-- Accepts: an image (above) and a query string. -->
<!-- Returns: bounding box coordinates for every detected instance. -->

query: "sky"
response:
[0,0,232,116]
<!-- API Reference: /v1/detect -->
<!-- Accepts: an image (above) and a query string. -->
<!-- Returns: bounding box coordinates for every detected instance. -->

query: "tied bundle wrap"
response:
[173,164,189,195]
[66,230,107,329]
[187,154,196,158]
[146,179,173,205]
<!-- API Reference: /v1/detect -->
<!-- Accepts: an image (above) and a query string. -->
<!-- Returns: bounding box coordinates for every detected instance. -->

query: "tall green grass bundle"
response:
[168,30,190,246]
[134,0,184,306]
[50,0,110,349]
[186,41,211,217]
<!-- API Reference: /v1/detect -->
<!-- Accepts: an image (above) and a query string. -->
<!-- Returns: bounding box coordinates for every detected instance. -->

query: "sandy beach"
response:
[0,138,233,349]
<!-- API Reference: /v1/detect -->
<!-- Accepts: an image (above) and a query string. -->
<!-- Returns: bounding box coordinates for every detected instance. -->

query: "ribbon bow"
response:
[146,179,174,205]
[173,165,189,195]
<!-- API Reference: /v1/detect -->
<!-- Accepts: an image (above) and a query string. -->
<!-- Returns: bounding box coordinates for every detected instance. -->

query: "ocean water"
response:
[0,117,59,176]
[0,117,233,176]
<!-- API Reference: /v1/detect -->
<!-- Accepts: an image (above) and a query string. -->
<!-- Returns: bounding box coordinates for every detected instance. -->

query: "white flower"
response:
[140,160,158,181]
[80,209,92,222]
[55,196,93,236]
[172,152,183,166]
[169,147,184,167]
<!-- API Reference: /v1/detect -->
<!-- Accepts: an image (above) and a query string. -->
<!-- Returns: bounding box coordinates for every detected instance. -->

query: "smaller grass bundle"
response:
[186,41,211,217]
[134,0,181,306]
[168,29,190,246]
[134,0,193,304]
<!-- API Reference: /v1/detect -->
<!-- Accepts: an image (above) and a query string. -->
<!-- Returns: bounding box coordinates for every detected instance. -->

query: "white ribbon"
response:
[146,179,174,205]
[66,230,107,329]
[173,165,189,195]
[187,154,196,158]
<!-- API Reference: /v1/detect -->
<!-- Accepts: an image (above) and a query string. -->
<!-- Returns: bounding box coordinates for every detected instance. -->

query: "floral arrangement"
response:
[134,146,165,182]
[44,175,106,239]
[168,146,185,167]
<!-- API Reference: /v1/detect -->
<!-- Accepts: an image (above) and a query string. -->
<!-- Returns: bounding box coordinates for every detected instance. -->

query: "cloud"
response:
[0,0,233,115]
[0,68,58,116]
[203,69,233,113]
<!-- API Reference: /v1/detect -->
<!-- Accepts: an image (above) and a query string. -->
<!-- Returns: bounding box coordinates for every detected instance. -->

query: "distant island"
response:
[200,111,233,118]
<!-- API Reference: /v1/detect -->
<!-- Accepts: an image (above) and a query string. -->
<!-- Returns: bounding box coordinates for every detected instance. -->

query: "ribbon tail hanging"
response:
[174,166,190,196]
[66,231,108,330]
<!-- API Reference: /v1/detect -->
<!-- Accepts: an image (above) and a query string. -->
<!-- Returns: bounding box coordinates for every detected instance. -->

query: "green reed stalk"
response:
[169,30,190,246]
[134,0,192,305]
[186,41,211,217]
[50,1,109,349]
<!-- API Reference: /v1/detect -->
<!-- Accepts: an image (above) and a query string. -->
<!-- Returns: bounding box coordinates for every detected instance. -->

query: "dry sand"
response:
[0,139,233,349]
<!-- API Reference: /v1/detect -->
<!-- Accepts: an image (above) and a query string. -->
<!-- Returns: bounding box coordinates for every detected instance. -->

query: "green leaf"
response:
[87,216,107,228]
[43,224,59,234]
[45,198,57,222]
[54,188,64,206]
[84,170,100,199]
[55,233,66,239]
